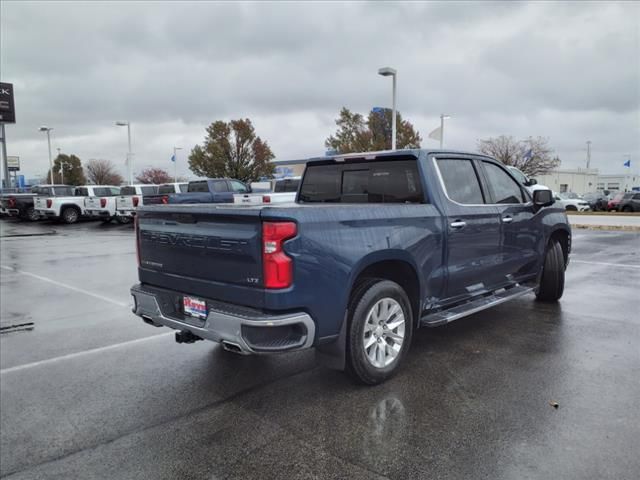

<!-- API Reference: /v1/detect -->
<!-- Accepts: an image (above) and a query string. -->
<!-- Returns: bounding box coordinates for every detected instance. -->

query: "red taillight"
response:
[134,214,141,267]
[161,195,169,204]
[8,197,16,208]
[262,221,297,289]
[46,199,52,208]
[100,198,107,208]
[132,196,139,207]
[263,195,271,204]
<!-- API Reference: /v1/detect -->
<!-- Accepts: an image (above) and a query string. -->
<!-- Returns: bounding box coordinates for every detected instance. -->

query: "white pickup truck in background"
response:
[35,185,120,224]
[84,187,123,223]
[234,177,301,205]
[115,184,159,223]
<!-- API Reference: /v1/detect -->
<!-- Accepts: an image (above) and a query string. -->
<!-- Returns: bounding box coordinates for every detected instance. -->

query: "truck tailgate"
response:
[137,205,265,305]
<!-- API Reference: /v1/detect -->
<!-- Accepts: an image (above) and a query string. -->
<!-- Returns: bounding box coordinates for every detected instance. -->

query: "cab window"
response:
[482,162,525,204]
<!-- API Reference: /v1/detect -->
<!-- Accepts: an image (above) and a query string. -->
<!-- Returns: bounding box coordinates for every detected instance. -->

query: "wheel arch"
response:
[548,227,570,267]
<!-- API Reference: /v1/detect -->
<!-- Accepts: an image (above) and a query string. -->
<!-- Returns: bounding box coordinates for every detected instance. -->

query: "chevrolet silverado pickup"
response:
[234,177,301,205]
[158,178,251,204]
[35,185,119,224]
[131,149,570,385]
[84,187,123,222]
[1,185,74,221]
[114,184,160,223]
[142,183,189,205]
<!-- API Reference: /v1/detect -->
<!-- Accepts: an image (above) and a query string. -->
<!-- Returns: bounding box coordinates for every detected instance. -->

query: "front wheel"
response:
[536,239,565,302]
[346,279,413,385]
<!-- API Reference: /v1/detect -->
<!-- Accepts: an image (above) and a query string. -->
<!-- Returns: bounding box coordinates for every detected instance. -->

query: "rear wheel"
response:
[346,279,413,385]
[622,206,632,212]
[61,207,80,224]
[536,239,565,302]
[116,216,132,224]
[23,207,39,222]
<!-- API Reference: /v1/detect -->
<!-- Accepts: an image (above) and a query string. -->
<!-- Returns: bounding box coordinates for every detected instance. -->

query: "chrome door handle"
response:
[502,216,513,223]
[450,221,467,229]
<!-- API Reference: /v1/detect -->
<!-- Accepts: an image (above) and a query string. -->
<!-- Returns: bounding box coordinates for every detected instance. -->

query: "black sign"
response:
[0,82,16,124]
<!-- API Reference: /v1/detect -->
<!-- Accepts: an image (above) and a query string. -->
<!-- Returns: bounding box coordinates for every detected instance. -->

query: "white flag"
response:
[428,126,442,141]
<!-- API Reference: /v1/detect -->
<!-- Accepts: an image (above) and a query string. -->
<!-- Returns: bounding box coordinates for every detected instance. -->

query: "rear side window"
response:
[141,186,158,195]
[213,181,228,193]
[158,185,175,194]
[93,187,118,196]
[229,180,248,193]
[436,159,485,204]
[179,183,188,192]
[274,179,300,193]
[482,162,525,204]
[299,159,423,203]
[75,188,89,197]
[188,181,209,193]
[120,186,136,195]
[54,187,74,196]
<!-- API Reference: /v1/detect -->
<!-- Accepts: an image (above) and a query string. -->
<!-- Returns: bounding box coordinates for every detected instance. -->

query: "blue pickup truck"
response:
[144,178,251,205]
[131,149,570,384]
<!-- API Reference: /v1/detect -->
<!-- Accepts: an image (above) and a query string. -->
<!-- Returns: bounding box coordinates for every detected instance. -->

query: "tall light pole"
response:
[115,121,133,184]
[56,147,64,184]
[439,114,451,149]
[173,146,182,183]
[378,67,397,150]
[39,126,54,184]
[586,140,592,169]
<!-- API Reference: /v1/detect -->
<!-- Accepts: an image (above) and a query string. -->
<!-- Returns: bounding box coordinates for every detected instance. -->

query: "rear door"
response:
[434,157,503,302]
[478,160,540,282]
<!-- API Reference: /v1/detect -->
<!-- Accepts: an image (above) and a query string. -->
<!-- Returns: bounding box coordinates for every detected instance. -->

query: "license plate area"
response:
[183,296,207,319]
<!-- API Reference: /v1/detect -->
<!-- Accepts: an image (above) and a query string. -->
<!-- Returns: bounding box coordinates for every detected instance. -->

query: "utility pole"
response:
[1,124,9,189]
[586,140,592,169]
[173,146,182,183]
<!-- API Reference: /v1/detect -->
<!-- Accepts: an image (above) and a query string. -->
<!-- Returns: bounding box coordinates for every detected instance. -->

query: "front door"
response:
[479,160,541,283]
[434,157,503,304]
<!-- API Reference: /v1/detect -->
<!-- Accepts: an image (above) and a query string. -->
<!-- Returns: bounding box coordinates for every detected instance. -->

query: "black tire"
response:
[346,279,413,385]
[622,206,632,212]
[61,207,80,224]
[26,207,40,222]
[116,216,132,224]
[536,239,565,302]
[565,205,577,211]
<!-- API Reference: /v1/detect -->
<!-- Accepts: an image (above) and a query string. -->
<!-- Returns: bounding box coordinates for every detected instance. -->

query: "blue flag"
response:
[624,159,631,168]
[171,154,176,163]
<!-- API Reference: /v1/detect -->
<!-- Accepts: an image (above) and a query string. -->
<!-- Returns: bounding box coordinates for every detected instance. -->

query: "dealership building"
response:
[535,168,639,194]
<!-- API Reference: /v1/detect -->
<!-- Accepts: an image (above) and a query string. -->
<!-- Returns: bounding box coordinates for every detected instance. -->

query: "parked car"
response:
[35,185,118,224]
[115,184,160,222]
[158,178,250,204]
[608,192,626,211]
[553,192,590,212]
[0,185,75,221]
[617,192,640,212]
[582,192,609,212]
[131,149,570,385]
[234,177,301,205]
[84,187,123,222]
[142,183,189,205]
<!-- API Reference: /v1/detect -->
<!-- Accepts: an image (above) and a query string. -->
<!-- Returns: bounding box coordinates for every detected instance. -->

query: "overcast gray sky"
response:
[1,0,639,180]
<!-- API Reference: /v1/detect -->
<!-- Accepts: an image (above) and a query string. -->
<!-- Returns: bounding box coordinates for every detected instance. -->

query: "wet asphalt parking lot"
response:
[1,218,639,480]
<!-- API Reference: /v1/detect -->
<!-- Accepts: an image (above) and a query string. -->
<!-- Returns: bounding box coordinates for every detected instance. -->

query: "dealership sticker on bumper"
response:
[184,296,207,319]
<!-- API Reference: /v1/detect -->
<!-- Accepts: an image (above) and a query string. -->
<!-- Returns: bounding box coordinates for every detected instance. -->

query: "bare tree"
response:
[135,168,172,184]
[85,159,124,185]
[477,135,560,176]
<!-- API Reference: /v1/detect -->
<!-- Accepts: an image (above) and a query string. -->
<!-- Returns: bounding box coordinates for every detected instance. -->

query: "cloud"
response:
[1,0,638,180]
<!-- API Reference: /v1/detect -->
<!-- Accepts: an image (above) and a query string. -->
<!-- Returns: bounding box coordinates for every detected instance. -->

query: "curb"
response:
[570,224,640,232]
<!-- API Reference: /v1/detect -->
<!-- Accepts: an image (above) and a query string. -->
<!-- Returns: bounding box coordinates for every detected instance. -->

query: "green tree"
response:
[477,135,560,177]
[45,154,86,185]
[325,107,422,153]
[188,119,275,182]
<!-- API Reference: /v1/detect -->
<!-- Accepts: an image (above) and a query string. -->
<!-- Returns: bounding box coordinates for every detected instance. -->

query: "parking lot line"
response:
[0,332,173,375]
[0,264,130,307]
[571,260,640,269]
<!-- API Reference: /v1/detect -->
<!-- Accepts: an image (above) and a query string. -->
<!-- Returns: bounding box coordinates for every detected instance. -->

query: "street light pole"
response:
[116,121,133,184]
[378,67,397,150]
[586,140,592,169]
[439,114,451,149]
[173,146,182,183]
[39,126,54,184]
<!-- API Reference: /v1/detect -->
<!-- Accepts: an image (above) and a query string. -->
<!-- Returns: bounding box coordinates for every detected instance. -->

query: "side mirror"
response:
[533,189,554,210]
[528,178,538,186]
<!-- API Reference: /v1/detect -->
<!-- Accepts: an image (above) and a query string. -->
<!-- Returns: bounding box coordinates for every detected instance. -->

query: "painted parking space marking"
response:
[1,264,129,307]
[571,260,640,269]
[0,332,173,375]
